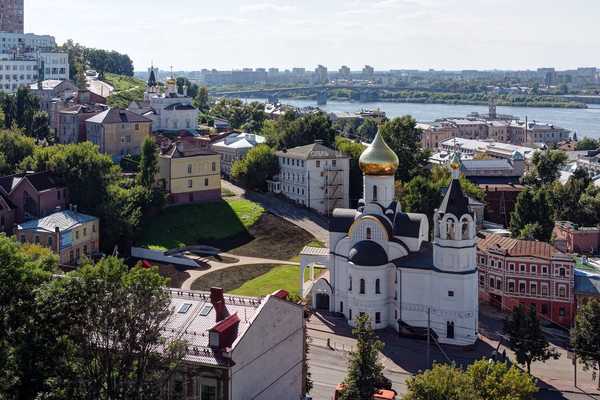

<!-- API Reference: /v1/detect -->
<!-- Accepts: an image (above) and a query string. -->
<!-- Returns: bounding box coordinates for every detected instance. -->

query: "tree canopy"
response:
[571,299,600,389]
[524,149,568,186]
[510,187,555,242]
[262,111,336,149]
[231,144,279,191]
[210,99,266,132]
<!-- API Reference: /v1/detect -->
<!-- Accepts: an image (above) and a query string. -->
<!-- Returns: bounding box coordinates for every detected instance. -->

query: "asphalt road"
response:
[307,345,600,400]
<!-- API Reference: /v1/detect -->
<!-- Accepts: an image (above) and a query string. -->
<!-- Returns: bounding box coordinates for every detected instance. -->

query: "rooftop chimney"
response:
[210,287,228,322]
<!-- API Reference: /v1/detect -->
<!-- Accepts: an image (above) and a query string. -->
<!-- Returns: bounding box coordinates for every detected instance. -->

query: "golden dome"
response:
[359,132,399,176]
[166,78,177,85]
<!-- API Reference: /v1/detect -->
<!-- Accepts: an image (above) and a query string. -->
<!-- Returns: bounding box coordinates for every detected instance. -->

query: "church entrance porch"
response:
[315,293,330,310]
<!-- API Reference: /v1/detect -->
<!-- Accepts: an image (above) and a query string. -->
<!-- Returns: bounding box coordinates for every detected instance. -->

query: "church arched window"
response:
[360,279,365,294]
[366,227,372,240]
[446,218,456,240]
[462,221,470,240]
[447,321,455,339]
[348,276,352,291]
[375,279,381,294]
[372,185,378,202]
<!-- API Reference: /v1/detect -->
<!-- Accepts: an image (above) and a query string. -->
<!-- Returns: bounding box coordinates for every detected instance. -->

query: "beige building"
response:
[16,207,100,266]
[85,108,152,160]
[157,141,221,204]
[417,121,458,150]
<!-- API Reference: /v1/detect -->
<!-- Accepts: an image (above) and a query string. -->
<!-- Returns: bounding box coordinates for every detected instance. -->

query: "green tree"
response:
[1,92,16,128]
[193,86,210,112]
[339,314,391,400]
[36,257,186,399]
[575,137,599,151]
[31,110,50,141]
[264,111,336,149]
[401,175,442,222]
[379,116,430,182]
[526,150,568,185]
[465,359,538,400]
[510,187,554,241]
[210,99,266,131]
[504,305,559,374]
[0,129,36,173]
[552,167,592,225]
[138,137,158,189]
[356,118,378,141]
[231,144,279,191]
[571,299,600,389]
[404,363,478,400]
[0,236,58,399]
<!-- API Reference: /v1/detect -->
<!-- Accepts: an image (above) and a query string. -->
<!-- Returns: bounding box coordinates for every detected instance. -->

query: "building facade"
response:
[157,141,221,204]
[57,104,107,144]
[478,234,575,328]
[300,138,478,346]
[211,132,266,177]
[161,288,304,400]
[553,221,600,255]
[271,141,350,215]
[0,0,24,33]
[85,108,152,159]
[16,208,99,266]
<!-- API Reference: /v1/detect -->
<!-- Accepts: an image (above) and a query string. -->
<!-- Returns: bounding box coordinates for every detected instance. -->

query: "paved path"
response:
[86,77,114,97]
[179,252,298,290]
[222,180,330,246]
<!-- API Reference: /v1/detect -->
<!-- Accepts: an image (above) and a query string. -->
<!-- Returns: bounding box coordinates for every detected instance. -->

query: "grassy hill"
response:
[103,73,146,108]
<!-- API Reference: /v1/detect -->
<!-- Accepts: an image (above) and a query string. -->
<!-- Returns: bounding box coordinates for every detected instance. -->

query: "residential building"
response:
[300,146,479,346]
[481,183,525,227]
[162,287,303,400]
[271,141,350,215]
[0,32,55,52]
[37,52,69,81]
[0,0,24,33]
[478,234,575,328]
[129,69,199,133]
[16,207,99,266]
[85,108,152,160]
[0,171,68,227]
[417,121,457,150]
[29,79,78,112]
[58,104,107,144]
[211,132,266,177]
[0,54,37,93]
[553,221,600,255]
[157,141,221,204]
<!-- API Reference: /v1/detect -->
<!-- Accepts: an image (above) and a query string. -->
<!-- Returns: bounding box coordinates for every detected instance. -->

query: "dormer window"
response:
[366,227,372,240]
[372,185,378,202]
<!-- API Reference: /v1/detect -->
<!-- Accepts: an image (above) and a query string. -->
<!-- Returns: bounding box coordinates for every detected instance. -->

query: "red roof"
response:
[477,234,566,260]
[272,289,289,300]
[210,313,240,334]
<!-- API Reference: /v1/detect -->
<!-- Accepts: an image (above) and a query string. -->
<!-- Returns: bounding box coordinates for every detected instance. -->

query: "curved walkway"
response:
[180,252,299,290]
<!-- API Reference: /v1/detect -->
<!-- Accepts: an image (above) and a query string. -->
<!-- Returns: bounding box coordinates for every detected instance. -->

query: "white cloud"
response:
[240,3,296,13]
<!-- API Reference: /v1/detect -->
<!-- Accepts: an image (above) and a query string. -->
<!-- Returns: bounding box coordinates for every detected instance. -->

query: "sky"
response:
[26,0,600,72]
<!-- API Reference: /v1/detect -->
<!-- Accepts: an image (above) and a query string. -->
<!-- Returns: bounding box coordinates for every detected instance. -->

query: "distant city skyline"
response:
[27,0,600,72]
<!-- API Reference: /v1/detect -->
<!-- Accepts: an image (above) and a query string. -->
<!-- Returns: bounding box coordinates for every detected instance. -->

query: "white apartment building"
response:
[270,141,350,215]
[211,132,266,177]
[37,52,68,80]
[0,55,37,92]
[0,32,56,52]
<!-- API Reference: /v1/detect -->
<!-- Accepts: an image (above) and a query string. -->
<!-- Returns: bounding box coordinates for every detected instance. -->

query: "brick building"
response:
[553,221,600,255]
[478,234,575,328]
[0,0,24,33]
[481,183,525,227]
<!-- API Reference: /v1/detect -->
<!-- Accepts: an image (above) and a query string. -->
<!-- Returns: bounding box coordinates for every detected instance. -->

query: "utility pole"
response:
[427,307,431,369]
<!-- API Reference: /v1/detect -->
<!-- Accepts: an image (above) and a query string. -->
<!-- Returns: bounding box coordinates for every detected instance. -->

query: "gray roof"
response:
[575,273,600,296]
[438,178,470,217]
[393,212,421,238]
[349,241,388,266]
[86,108,152,124]
[277,142,348,160]
[330,208,358,232]
[461,159,513,171]
[17,210,97,233]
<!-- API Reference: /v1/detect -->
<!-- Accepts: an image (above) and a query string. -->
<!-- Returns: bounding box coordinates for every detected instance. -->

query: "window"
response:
[530,283,537,295]
[316,160,320,168]
[349,309,352,321]
[83,245,88,255]
[76,248,80,259]
[375,279,381,294]
[446,321,455,339]
[559,307,566,317]
[188,179,193,188]
[92,224,96,233]
[201,385,216,400]
[375,312,381,324]
[508,281,515,292]
[448,290,454,297]
[83,228,87,237]
[520,264,526,273]
[509,263,515,272]
[340,302,343,313]
[212,162,216,172]
[187,164,192,174]
[135,123,139,131]
[479,275,485,287]
[558,286,566,298]
[372,185,378,201]
[34,235,40,244]
[48,236,53,246]
[348,276,352,291]
[204,178,209,186]
[541,285,549,296]
[559,268,565,277]
[360,279,365,294]
[519,282,526,293]
[479,256,486,265]
[542,266,548,275]
[69,251,74,263]
[366,227,372,240]
[75,230,79,239]
[531,265,537,274]
[489,278,495,288]
[178,303,192,314]
[332,159,337,167]
[490,259,495,267]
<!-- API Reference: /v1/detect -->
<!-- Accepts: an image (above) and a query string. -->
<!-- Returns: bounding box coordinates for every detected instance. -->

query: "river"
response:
[241,97,600,139]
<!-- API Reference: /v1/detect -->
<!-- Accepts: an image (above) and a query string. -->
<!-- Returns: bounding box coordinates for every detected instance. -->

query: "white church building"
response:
[129,68,199,133]
[301,133,479,346]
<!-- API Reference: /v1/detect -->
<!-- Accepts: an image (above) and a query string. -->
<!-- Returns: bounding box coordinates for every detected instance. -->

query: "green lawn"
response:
[137,199,264,251]
[103,73,146,92]
[191,263,325,297]
[103,73,146,108]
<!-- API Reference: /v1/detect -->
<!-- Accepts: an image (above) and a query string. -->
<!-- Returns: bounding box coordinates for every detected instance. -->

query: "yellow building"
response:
[16,207,100,266]
[157,141,221,204]
[85,108,152,159]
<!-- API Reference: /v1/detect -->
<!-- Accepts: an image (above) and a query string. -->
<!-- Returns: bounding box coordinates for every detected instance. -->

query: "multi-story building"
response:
[553,221,600,255]
[29,79,77,112]
[37,51,69,80]
[161,287,304,400]
[417,121,457,150]
[478,234,575,328]
[157,141,221,204]
[58,104,107,144]
[0,171,68,229]
[0,54,37,93]
[16,207,99,266]
[85,108,152,160]
[0,0,24,33]
[270,141,350,215]
[0,32,55,52]
[211,132,266,177]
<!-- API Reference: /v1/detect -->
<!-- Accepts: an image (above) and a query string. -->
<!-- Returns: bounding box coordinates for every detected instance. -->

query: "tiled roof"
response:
[0,171,62,194]
[86,108,152,124]
[17,210,97,233]
[477,234,567,260]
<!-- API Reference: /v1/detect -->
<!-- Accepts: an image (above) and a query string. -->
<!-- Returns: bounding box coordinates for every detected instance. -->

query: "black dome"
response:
[349,241,388,266]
